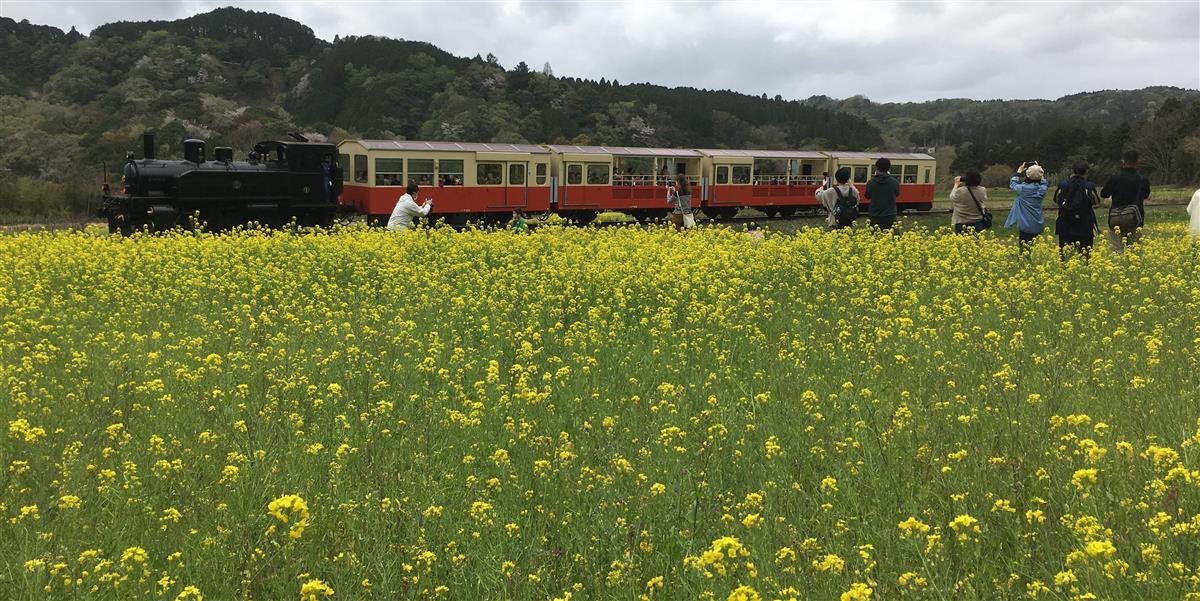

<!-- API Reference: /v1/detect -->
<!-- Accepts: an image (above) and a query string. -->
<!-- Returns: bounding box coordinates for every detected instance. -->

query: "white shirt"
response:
[1188,188,1200,239]
[386,193,431,231]
[815,184,858,228]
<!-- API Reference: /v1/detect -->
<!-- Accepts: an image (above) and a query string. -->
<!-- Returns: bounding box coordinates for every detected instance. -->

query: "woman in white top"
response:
[815,167,859,230]
[948,169,988,234]
[387,183,433,231]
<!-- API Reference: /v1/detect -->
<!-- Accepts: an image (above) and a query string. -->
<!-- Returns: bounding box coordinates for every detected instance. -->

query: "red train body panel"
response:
[337,140,937,220]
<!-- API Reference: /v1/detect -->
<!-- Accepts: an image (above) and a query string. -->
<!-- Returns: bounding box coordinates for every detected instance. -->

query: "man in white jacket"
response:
[1188,188,1200,239]
[387,183,433,231]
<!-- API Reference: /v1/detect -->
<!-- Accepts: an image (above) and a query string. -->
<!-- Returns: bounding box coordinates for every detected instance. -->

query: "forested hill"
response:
[1,7,1198,218]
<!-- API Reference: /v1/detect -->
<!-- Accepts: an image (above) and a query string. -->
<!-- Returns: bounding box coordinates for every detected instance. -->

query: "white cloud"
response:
[1,0,1196,101]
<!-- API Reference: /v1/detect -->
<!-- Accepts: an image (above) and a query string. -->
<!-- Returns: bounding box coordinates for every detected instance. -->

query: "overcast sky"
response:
[2,0,1197,102]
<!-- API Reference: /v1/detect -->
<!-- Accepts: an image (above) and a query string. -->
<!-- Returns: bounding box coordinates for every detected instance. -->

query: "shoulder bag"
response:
[966,186,992,230]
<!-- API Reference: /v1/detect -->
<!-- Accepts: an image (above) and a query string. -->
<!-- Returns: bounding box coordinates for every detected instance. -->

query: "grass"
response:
[2,222,1199,600]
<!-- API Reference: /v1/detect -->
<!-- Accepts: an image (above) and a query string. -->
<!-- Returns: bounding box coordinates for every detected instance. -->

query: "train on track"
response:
[99,132,344,234]
[100,133,935,233]
[338,140,936,226]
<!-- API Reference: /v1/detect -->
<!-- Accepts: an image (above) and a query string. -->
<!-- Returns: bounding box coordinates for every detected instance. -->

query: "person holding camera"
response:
[949,169,989,234]
[386,182,434,231]
[1004,161,1048,250]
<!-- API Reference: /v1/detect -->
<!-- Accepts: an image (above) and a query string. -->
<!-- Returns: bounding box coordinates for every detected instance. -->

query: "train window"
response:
[375,158,403,186]
[924,168,930,184]
[509,164,526,185]
[903,164,918,184]
[586,164,610,185]
[477,163,503,185]
[338,154,350,181]
[716,166,729,185]
[731,166,751,184]
[407,159,435,186]
[438,159,464,186]
[536,163,547,185]
[567,164,582,185]
[354,155,368,183]
[853,166,868,183]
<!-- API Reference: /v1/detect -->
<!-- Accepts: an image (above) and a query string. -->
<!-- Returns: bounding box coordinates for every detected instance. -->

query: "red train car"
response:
[337,140,552,225]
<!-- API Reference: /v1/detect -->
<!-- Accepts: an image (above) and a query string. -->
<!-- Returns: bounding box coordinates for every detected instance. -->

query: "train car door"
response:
[506,162,528,207]
[560,162,602,208]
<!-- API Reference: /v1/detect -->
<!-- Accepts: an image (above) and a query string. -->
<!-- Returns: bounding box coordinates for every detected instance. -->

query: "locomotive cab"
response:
[101,132,345,234]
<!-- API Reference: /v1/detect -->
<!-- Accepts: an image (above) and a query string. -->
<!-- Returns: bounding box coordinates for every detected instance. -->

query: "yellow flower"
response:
[727,585,761,601]
[267,494,310,539]
[840,582,873,601]
[299,579,335,600]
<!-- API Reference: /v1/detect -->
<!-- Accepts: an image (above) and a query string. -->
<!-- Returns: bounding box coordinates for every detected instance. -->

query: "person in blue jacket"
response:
[1004,161,1049,250]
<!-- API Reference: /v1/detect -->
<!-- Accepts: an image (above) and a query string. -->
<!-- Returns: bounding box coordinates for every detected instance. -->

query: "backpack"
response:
[1055,177,1092,217]
[832,186,859,227]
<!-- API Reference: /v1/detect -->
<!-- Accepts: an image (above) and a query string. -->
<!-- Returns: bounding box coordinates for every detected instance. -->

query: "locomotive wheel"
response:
[759,207,781,218]
[776,207,797,218]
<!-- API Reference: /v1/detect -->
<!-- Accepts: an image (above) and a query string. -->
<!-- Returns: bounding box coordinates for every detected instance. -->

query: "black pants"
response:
[1059,236,1094,260]
[869,215,895,230]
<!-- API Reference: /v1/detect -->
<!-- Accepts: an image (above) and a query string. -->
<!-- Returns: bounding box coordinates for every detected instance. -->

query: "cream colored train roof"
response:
[825,151,935,160]
[348,140,550,154]
[699,149,825,159]
[547,145,702,157]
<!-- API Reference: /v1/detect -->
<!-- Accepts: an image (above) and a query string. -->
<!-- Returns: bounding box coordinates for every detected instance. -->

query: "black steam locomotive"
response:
[99,132,344,234]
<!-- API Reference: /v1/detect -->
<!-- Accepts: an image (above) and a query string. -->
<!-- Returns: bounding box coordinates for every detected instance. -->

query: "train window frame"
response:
[731,165,751,184]
[853,166,868,183]
[535,163,547,185]
[509,163,526,186]
[477,162,504,186]
[903,164,918,184]
[354,155,368,184]
[407,158,435,186]
[374,158,403,186]
[567,164,583,185]
[716,165,729,185]
[438,159,464,186]
[338,154,351,181]
[586,163,610,185]
[924,168,931,184]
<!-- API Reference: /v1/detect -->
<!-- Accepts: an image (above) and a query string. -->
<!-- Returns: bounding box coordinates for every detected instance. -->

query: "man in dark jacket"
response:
[865,157,900,230]
[1101,149,1150,246]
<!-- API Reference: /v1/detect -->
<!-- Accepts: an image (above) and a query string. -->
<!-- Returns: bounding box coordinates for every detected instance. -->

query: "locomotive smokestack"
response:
[143,132,156,160]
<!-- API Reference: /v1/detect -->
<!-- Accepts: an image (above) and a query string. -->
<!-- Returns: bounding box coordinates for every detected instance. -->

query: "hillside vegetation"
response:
[1,7,1198,221]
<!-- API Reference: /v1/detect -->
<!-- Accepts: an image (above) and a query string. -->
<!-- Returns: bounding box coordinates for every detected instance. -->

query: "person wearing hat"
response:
[1004,161,1048,251]
[1101,149,1151,247]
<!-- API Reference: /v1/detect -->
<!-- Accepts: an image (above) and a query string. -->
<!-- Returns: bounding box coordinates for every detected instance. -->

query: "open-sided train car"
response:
[547,145,703,223]
[826,151,936,212]
[338,140,552,225]
[698,149,828,219]
[335,140,937,224]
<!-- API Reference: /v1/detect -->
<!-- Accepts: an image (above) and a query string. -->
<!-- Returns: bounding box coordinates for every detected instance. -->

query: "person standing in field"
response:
[1187,188,1200,239]
[1101,149,1151,247]
[1054,160,1101,259]
[948,169,989,234]
[668,175,694,230]
[1004,162,1048,250]
[386,182,433,231]
[816,167,860,230]
[865,158,900,230]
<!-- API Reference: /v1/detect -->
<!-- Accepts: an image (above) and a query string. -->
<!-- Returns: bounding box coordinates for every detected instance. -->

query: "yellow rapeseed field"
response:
[1,223,1199,600]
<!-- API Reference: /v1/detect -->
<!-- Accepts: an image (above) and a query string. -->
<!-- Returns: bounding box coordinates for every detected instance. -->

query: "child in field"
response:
[510,209,527,233]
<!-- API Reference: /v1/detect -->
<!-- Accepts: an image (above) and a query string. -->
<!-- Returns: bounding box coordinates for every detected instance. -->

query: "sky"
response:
[1,0,1197,103]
